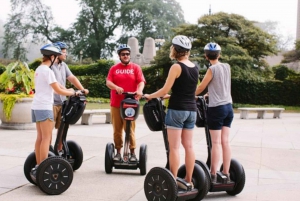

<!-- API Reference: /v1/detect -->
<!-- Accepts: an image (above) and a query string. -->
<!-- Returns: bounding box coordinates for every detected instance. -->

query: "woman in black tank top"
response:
[144,35,198,189]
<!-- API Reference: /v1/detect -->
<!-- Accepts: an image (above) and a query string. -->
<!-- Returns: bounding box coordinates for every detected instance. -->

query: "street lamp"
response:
[79,50,83,64]
[155,36,165,50]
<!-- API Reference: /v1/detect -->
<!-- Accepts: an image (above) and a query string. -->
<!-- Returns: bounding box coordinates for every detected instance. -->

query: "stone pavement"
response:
[0,112,300,201]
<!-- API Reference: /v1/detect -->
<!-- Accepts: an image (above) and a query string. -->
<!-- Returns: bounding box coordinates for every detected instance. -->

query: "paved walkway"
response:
[0,112,300,201]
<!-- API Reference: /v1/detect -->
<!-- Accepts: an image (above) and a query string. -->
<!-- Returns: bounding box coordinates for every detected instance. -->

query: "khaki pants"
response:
[111,106,136,150]
[53,105,62,129]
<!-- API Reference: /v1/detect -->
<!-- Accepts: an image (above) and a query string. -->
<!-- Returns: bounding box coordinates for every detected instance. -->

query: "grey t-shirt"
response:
[51,62,73,105]
[208,62,232,107]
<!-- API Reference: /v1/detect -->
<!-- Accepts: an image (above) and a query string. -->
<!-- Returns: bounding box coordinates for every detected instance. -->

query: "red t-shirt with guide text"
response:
[107,62,146,107]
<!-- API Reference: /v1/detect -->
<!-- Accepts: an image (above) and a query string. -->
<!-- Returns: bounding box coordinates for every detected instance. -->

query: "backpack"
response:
[143,98,165,131]
[195,96,207,127]
[62,96,86,124]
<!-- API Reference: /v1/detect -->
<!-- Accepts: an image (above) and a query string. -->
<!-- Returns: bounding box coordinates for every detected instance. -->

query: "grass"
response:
[86,97,300,113]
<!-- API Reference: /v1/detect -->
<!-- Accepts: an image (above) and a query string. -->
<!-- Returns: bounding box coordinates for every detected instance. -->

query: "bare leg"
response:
[35,122,42,164]
[210,129,222,174]
[38,119,54,164]
[221,126,231,174]
[181,129,195,183]
[167,128,181,178]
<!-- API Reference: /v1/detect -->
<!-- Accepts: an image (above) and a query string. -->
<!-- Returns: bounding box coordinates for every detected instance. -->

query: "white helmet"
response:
[172,35,192,52]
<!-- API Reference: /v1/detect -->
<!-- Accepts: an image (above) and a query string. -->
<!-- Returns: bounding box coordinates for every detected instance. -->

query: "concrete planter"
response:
[0,98,35,130]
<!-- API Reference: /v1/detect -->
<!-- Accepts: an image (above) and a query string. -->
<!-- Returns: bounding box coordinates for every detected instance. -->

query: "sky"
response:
[0,0,298,39]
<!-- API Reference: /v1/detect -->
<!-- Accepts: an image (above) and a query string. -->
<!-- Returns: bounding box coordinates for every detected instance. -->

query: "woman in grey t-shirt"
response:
[195,42,234,184]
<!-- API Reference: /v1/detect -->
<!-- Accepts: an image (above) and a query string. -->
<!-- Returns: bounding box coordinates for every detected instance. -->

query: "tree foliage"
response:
[72,0,184,60]
[282,40,300,63]
[2,0,75,60]
[2,0,185,61]
[151,12,279,82]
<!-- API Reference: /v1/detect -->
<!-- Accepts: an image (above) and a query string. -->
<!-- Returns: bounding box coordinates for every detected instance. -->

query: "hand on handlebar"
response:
[115,86,124,94]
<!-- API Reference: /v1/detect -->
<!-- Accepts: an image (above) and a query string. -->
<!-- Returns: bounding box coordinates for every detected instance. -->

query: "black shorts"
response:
[207,103,234,130]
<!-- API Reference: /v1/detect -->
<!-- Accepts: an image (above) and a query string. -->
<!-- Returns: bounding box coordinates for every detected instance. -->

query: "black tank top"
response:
[168,62,199,111]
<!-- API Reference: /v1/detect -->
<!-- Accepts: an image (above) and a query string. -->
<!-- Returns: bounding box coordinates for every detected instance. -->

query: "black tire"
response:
[24,151,55,185]
[195,160,211,191]
[67,140,83,171]
[36,156,73,195]
[220,158,246,195]
[144,167,177,201]
[177,163,209,201]
[139,144,147,175]
[105,143,114,174]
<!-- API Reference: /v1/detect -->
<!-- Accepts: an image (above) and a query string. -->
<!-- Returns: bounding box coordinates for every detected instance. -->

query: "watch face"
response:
[125,108,135,117]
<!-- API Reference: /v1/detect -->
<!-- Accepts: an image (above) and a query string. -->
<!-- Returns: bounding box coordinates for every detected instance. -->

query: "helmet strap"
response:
[49,55,58,69]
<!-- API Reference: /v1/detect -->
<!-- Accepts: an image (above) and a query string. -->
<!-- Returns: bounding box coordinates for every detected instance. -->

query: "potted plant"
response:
[0,61,35,129]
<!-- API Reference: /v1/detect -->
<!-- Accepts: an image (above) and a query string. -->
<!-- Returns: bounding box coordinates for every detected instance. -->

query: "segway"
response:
[105,92,147,175]
[143,98,209,201]
[24,91,86,195]
[195,96,245,195]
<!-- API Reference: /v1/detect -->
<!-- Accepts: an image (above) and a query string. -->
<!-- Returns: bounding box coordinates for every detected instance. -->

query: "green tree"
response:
[150,12,278,84]
[72,0,184,60]
[2,0,72,60]
[118,0,184,50]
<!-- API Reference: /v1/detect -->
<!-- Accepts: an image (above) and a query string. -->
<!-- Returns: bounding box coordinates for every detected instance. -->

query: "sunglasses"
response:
[120,53,130,56]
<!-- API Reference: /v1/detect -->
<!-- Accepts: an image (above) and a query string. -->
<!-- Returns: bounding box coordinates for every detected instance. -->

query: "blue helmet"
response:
[40,44,62,56]
[54,41,68,49]
[117,44,131,55]
[204,42,221,52]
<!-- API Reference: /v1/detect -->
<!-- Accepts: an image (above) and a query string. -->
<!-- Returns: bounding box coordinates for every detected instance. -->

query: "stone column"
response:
[142,37,156,64]
[127,37,140,58]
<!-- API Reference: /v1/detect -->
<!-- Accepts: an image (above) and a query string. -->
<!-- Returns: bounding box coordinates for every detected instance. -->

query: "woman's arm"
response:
[144,63,181,100]
[195,68,212,95]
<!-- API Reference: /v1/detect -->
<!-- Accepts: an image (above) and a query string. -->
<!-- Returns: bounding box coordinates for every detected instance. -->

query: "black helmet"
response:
[117,44,131,55]
[40,44,62,56]
[53,41,68,49]
[172,35,192,52]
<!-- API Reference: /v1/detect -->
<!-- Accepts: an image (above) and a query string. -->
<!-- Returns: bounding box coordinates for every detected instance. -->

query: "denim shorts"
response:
[207,103,234,130]
[31,110,54,123]
[165,109,196,130]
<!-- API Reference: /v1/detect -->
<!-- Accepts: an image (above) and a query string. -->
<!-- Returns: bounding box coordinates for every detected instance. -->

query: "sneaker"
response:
[113,153,121,161]
[177,179,194,190]
[30,165,38,183]
[223,173,232,183]
[58,150,64,156]
[211,174,218,184]
[129,154,137,162]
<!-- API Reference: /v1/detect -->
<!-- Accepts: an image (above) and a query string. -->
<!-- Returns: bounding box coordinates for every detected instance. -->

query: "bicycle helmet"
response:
[53,41,68,49]
[117,44,131,55]
[172,35,192,52]
[40,44,62,56]
[204,42,221,52]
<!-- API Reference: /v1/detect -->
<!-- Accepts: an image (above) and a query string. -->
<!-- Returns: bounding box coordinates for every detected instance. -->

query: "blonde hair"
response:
[169,45,190,60]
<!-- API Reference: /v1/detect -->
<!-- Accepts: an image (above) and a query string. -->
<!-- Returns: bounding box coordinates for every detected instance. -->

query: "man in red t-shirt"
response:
[106,44,146,162]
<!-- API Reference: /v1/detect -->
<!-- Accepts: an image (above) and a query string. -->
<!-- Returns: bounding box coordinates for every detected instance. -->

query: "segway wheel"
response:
[24,151,55,185]
[67,140,83,171]
[195,160,212,191]
[144,167,177,201]
[36,156,73,195]
[105,143,114,174]
[139,144,147,175]
[177,163,209,201]
[220,158,246,195]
